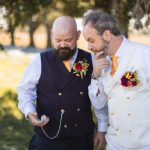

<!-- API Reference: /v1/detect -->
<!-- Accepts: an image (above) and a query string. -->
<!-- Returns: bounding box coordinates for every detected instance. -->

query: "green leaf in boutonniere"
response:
[73,59,89,79]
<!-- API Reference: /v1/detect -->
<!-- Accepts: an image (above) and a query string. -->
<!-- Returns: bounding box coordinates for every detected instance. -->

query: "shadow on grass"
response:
[4,45,47,54]
[0,90,34,150]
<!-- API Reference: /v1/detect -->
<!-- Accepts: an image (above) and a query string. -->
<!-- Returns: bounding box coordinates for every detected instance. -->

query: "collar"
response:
[115,36,129,58]
[70,48,78,61]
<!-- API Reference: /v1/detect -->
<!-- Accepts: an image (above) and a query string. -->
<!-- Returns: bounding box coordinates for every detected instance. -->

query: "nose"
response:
[88,44,94,52]
[60,41,67,48]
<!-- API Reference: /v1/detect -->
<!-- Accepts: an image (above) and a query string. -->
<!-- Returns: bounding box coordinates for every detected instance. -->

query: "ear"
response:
[76,30,81,40]
[102,30,112,42]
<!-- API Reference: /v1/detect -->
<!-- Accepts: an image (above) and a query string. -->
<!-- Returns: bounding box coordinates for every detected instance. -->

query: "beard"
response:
[100,38,109,58]
[55,47,76,61]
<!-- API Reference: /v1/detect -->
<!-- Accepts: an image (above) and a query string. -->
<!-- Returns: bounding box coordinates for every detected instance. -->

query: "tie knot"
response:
[63,60,71,72]
[111,55,118,61]
[111,55,118,76]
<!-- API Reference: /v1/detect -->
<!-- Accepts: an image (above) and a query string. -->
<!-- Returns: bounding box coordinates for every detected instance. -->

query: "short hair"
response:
[83,10,121,36]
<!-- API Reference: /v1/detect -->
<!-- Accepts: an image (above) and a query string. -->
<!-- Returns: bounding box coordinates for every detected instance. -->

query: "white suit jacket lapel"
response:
[101,55,132,95]
[113,49,133,82]
[102,40,134,94]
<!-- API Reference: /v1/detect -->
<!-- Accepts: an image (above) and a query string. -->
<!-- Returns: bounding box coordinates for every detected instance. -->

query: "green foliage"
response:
[0,52,99,150]
[0,44,4,51]
[0,0,149,46]
[0,90,33,150]
[0,53,33,150]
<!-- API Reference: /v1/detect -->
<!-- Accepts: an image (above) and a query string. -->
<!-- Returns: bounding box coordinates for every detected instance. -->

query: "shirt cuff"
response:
[89,78,100,96]
[98,122,108,132]
[24,105,36,119]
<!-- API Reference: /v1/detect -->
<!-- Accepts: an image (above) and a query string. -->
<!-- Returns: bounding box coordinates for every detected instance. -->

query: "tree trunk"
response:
[111,0,129,37]
[45,22,52,48]
[29,22,36,47]
[9,25,15,45]
[117,17,129,37]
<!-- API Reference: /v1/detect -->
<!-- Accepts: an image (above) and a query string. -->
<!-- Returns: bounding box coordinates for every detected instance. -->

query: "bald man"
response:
[17,16,108,150]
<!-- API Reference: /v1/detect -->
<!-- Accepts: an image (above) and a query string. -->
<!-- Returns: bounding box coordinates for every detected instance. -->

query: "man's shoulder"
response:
[128,41,150,51]
[125,41,150,58]
[40,48,55,57]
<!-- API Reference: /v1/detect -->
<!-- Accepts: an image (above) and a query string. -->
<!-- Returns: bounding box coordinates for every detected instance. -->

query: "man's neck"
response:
[109,35,123,56]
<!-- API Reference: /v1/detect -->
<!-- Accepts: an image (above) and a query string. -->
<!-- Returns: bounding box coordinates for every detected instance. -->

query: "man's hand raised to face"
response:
[92,51,110,79]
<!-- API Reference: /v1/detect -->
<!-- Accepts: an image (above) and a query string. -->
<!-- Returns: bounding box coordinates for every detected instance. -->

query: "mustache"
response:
[57,47,71,51]
[54,47,76,61]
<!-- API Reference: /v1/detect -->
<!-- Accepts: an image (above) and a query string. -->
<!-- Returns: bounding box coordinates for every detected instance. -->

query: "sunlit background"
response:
[0,0,149,150]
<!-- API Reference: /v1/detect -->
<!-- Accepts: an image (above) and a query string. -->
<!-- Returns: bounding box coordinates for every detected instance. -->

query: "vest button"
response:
[116,128,119,131]
[60,109,65,113]
[64,124,68,128]
[58,92,62,96]
[80,92,83,95]
[77,108,80,112]
[74,124,78,127]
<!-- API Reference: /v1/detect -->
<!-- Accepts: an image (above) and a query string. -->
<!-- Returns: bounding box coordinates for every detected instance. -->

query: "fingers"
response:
[94,136,103,150]
[96,51,104,60]
[97,142,105,150]
[28,112,49,126]
[94,135,98,145]
[96,59,110,67]
[94,132,106,150]
[95,140,105,150]
[92,58,110,78]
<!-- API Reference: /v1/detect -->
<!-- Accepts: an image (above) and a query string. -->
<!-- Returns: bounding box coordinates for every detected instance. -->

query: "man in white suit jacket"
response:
[82,10,150,150]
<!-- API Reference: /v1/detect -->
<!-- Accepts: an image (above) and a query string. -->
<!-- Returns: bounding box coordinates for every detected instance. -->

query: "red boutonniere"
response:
[73,59,89,79]
[121,71,140,87]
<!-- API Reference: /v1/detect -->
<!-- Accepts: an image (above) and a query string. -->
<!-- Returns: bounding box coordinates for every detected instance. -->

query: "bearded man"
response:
[17,16,108,150]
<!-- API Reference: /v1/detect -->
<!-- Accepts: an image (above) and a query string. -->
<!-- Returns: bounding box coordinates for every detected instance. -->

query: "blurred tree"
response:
[45,0,149,37]
[19,1,41,47]
[0,0,149,47]
[93,0,150,36]
[17,0,53,47]
[132,0,150,30]
[39,0,92,48]
[0,43,4,51]
[0,0,22,45]
[38,0,64,48]
[0,0,53,47]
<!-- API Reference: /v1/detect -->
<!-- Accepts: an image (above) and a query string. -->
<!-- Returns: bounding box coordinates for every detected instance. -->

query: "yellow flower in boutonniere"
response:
[73,59,89,79]
[121,71,140,87]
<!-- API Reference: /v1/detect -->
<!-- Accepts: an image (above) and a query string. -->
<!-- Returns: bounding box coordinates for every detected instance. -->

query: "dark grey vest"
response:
[35,49,94,139]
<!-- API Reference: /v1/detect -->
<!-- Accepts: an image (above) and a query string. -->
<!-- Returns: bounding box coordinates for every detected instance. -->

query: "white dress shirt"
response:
[17,49,108,132]
[89,36,150,149]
